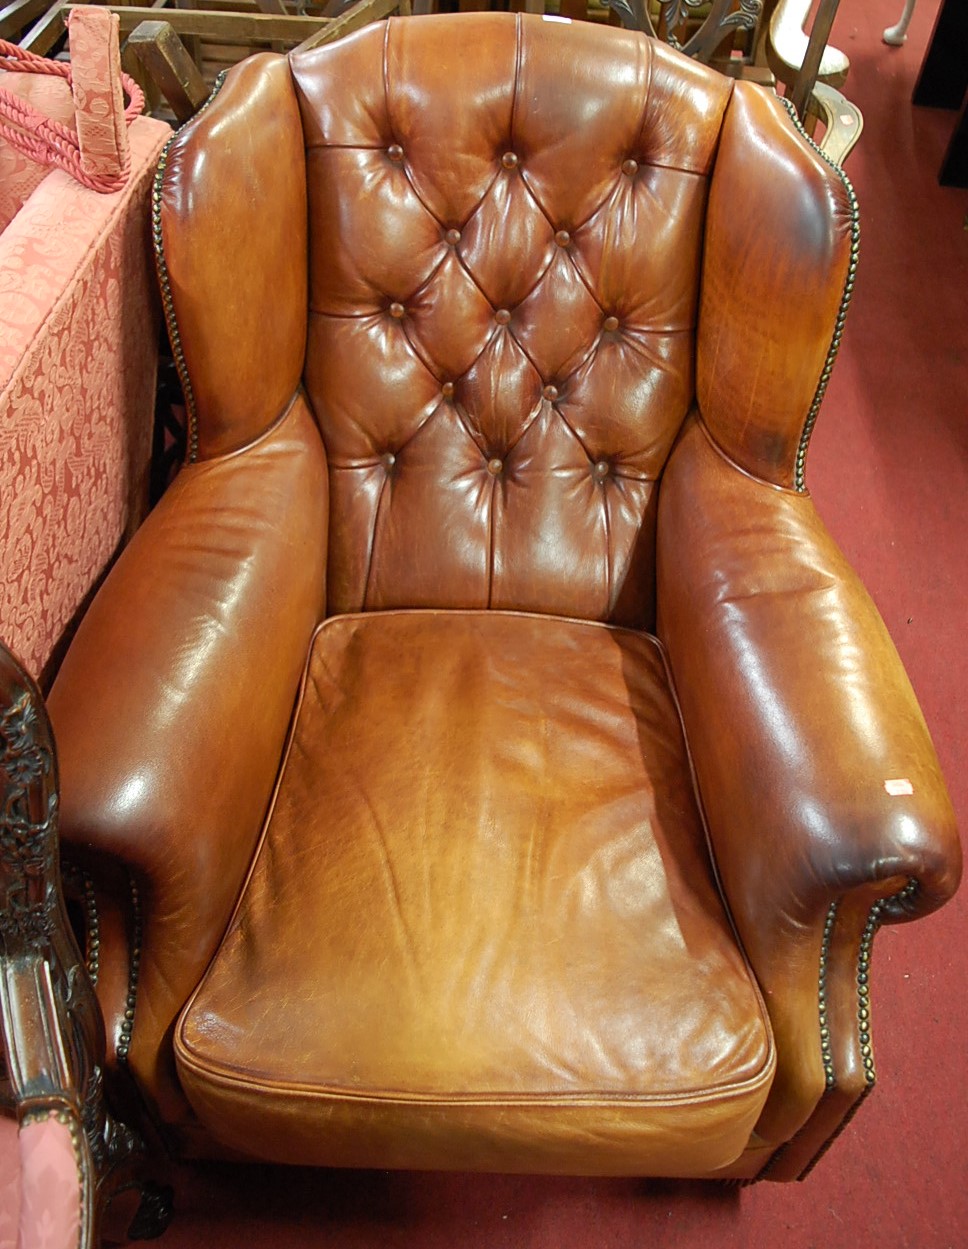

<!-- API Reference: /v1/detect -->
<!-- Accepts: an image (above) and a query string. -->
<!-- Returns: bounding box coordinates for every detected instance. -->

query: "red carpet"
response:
[158,4,968,1245]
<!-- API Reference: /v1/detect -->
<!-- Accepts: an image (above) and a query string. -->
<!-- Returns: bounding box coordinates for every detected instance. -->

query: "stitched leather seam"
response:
[650,634,777,1074]
[177,1066,775,1106]
[694,412,806,495]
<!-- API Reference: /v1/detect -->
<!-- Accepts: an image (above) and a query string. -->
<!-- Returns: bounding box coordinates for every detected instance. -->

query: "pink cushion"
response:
[0,113,171,681]
[66,7,130,185]
[0,1112,81,1249]
[0,7,133,231]
[0,77,74,234]
[0,1114,21,1249]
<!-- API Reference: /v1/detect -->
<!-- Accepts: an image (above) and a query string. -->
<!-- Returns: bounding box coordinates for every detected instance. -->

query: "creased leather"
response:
[657,415,961,1145]
[177,610,774,1175]
[292,17,732,627]
[41,14,960,1175]
[48,397,328,1123]
[697,82,855,487]
[158,55,308,461]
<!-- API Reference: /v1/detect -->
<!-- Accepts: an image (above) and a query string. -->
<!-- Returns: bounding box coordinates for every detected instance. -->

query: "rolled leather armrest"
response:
[656,415,961,1149]
[46,395,328,1126]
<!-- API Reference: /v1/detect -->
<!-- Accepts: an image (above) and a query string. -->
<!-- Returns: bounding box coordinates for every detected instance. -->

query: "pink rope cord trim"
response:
[0,39,144,193]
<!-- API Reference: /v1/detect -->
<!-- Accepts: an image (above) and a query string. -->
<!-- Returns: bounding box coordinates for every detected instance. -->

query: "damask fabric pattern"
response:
[0,77,75,234]
[65,7,131,186]
[0,1112,81,1249]
[0,116,170,682]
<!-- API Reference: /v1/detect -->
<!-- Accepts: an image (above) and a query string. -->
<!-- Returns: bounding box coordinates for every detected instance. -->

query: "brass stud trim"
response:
[79,870,100,989]
[152,72,229,467]
[817,878,919,1093]
[116,873,143,1066]
[818,899,837,1089]
[62,863,100,988]
[778,97,861,492]
[855,877,919,1087]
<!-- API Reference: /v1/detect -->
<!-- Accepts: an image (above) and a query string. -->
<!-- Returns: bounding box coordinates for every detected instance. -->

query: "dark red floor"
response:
[160,3,968,1245]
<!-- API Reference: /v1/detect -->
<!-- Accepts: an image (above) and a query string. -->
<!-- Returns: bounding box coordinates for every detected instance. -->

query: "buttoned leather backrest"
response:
[291,15,732,627]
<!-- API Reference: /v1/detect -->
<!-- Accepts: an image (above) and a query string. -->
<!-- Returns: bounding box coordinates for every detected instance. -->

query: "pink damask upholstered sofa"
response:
[1,12,169,1248]
[0,9,170,687]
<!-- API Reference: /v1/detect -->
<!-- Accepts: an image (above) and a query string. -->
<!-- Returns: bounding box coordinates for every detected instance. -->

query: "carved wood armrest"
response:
[0,642,171,1245]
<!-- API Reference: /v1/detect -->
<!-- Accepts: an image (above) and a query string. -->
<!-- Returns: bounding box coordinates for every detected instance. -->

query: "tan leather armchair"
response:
[26,11,961,1202]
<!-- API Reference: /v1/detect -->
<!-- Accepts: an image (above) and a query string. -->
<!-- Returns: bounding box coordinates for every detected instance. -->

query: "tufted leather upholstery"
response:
[44,12,959,1188]
[296,20,729,624]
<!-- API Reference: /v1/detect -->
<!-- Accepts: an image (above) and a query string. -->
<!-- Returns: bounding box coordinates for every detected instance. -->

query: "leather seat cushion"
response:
[175,610,775,1175]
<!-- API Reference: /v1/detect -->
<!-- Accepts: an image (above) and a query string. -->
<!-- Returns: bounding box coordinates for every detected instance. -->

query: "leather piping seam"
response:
[152,71,229,466]
[651,624,778,1077]
[776,96,860,492]
[175,1051,775,1106]
[694,411,806,495]
[183,389,303,467]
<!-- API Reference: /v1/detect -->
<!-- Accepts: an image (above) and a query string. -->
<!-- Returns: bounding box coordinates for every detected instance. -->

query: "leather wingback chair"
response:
[40,12,960,1190]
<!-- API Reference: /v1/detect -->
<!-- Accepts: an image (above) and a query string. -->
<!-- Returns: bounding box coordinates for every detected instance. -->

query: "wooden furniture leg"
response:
[0,643,172,1245]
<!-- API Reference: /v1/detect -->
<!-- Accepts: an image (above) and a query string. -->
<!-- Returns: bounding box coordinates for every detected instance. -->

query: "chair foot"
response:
[1,643,172,1245]
[127,1182,175,1241]
[883,0,916,45]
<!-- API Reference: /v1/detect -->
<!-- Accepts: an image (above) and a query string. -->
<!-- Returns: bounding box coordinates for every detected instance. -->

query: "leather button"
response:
[554,230,571,248]
[501,152,518,169]
[542,384,559,401]
[388,144,404,163]
[389,302,405,319]
[441,381,455,399]
[486,457,503,476]
[603,315,620,333]
[382,452,397,471]
[622,158,638,177]
[445,228,461,246]
[592,459,610,480]
[495,308,511,326]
